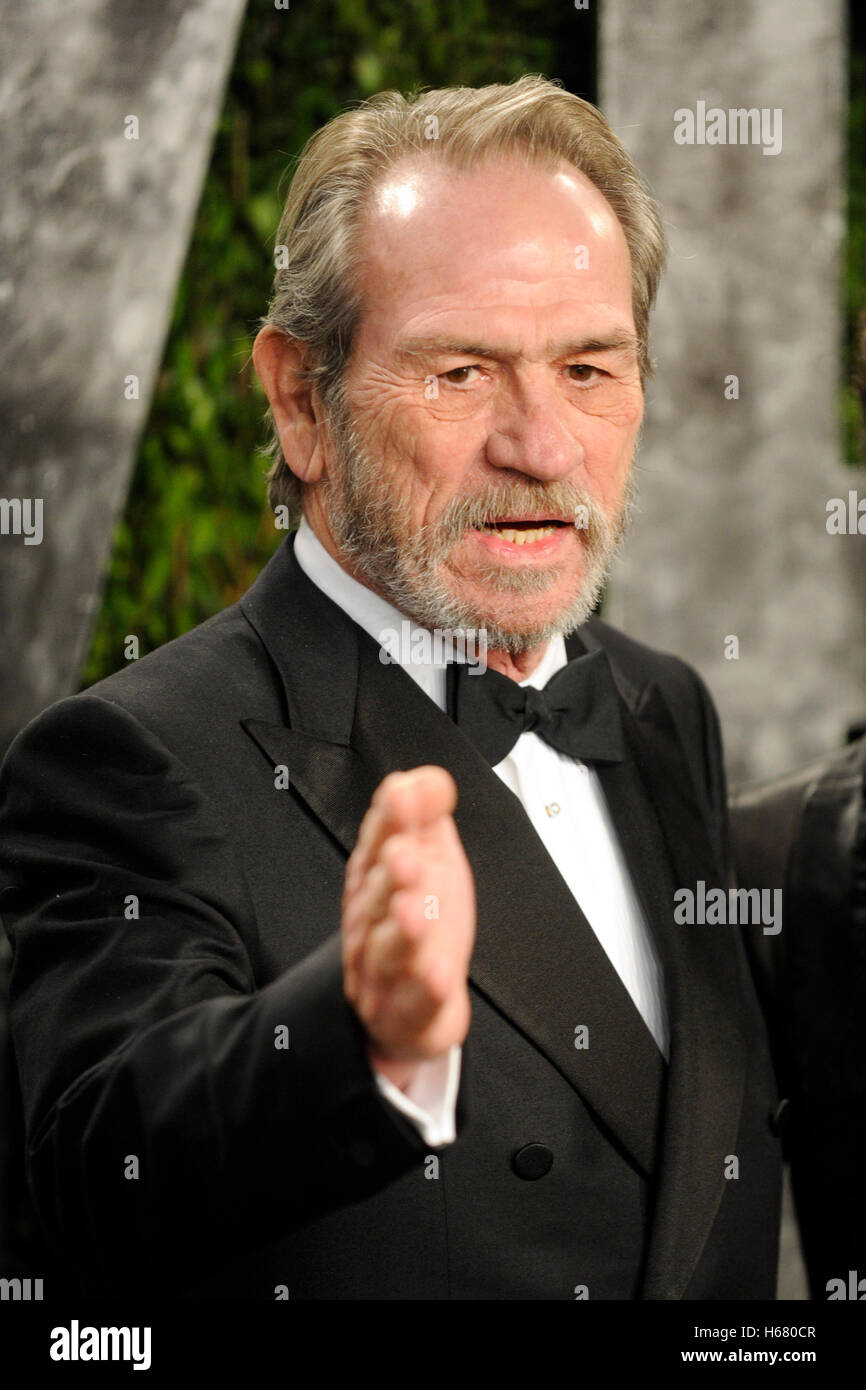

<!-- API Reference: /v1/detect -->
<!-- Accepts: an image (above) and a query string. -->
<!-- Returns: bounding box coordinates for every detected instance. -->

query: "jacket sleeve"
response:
[0,693,430,1292]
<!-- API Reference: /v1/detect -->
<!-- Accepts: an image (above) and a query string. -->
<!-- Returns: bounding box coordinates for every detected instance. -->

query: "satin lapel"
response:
[574,625,748,1300]
[241,541,665,1177]
[239,540,378,856]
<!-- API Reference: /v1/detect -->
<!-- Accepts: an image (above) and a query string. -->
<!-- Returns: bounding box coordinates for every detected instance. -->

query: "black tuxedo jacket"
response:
[0,536,782,1299]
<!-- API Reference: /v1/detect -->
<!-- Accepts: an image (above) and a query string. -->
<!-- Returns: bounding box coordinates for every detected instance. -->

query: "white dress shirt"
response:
[293,516,669,1147]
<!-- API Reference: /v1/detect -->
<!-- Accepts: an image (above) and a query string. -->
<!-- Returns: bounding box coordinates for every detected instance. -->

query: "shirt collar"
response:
[293,514,566,710]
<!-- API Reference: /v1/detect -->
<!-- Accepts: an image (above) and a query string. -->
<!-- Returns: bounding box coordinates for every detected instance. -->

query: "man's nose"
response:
[484,377,582,482]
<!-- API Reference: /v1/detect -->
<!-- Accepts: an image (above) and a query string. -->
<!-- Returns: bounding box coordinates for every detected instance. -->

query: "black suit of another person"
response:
[0,535,783,1299]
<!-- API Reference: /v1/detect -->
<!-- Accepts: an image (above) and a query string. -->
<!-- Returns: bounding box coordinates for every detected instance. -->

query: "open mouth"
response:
[476,517,571,545]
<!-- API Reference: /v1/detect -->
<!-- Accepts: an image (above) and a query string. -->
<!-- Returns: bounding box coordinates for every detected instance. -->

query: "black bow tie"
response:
[446,646,626,767]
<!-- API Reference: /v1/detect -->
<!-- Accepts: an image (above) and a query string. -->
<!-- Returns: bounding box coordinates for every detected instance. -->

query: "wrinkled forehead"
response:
[353,153,635,340]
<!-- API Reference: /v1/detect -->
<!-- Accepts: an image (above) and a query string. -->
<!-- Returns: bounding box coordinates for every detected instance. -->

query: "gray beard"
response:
[319,391,638,655]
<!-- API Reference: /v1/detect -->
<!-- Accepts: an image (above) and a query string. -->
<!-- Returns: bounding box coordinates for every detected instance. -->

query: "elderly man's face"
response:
[318,154,644,652]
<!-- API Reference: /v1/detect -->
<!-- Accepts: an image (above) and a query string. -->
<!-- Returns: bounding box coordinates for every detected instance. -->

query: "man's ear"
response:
[252,326,327,484]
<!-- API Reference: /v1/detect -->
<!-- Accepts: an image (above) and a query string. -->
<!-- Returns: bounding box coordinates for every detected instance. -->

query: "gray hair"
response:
[260,75,667,524]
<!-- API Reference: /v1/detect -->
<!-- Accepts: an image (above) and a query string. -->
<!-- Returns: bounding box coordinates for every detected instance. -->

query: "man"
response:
[0,76,782,1300]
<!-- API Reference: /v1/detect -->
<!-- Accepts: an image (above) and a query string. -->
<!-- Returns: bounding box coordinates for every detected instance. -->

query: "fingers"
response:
[343,833,420,947]
[341,764,474,1062]
[343,835,436,1000]
[345,766,457,901]
[363,883,429,986]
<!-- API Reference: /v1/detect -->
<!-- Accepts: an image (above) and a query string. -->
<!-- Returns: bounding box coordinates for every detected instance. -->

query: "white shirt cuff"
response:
[373,1045,462,1147]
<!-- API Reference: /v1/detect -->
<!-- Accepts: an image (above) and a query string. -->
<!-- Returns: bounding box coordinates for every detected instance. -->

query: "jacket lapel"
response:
[574,624,748,1299]
[240,539,665,1178]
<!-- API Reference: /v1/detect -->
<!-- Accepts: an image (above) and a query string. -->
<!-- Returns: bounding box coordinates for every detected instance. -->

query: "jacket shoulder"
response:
[1,599,284,813]
[581,613,714,715]
[77,599,282,742]
[581,615,727,825]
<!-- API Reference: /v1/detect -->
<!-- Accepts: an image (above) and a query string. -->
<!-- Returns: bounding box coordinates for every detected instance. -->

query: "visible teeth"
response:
[482,525,557,544]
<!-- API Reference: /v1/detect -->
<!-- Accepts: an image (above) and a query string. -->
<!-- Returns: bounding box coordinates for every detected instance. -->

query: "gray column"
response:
[0,0,249,1280]
[0,0,248,755]
[601,0,861,783]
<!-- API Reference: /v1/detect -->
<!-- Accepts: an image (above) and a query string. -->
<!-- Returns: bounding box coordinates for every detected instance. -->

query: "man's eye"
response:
[568,363,606,383]
[440,365,482,386]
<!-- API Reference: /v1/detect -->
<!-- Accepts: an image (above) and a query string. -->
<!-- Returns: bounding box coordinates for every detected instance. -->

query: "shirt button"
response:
[544,801,561,818]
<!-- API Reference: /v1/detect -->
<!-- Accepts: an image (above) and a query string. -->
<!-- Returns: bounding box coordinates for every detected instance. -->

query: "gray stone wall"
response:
[601,0,863,784]
[0,0,248,756]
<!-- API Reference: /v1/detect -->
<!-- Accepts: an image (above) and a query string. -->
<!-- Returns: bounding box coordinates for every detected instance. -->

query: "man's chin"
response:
[425,576,599,654]
[452,562,588,614]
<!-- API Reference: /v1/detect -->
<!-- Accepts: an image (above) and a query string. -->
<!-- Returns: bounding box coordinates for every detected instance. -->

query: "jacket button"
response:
[769,1099,790,1138]
[512,1143,554,1180]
